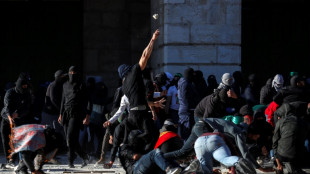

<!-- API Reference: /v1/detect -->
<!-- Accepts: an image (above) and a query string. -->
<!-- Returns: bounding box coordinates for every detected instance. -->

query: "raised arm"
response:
[139,29,160,71]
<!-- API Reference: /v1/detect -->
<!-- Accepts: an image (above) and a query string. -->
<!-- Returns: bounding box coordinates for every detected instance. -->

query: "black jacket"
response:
[260,79,277,105]
[194,90,243,118]
[44,81,63,114]
[1,88,32,125]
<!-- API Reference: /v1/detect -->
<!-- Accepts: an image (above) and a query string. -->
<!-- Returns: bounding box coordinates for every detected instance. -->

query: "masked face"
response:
[69,71,78,83]
[16,78,29,94]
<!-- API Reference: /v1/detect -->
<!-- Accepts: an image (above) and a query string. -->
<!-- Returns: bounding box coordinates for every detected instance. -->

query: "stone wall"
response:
[150,0,241,81]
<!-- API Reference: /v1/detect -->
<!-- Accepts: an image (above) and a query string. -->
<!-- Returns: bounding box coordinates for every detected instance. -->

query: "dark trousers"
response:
[89,123,105,158]
[63,118,87,163]
[1,119,11,162]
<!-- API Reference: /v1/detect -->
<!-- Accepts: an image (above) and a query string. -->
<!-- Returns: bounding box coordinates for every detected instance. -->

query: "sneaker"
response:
[5,160,16,169]
[94,158,105,167]
[81,161,87,168]
[49,158,61,165]
[166,166,182,174]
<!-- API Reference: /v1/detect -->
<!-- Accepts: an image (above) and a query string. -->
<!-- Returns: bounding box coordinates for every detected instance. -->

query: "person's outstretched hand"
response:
[152,29,160,41]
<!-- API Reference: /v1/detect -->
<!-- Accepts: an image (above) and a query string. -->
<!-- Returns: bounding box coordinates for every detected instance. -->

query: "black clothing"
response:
[1,88,32,124]
[243,84,260,106]
[122,63,147,108]
[64,118,88,163]
[206,75,218,96]
[1,87,32,162]
[193,70,208,98]
[1,119,11,162]
[60,75,92,164]
[260,78,277,105]
[194,89,243,118]
[273,85,310,105]
[60,81,91,123]
[44,80,64,115]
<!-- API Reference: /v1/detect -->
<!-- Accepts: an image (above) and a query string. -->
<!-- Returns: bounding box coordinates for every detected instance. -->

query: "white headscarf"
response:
[272,74,284,92]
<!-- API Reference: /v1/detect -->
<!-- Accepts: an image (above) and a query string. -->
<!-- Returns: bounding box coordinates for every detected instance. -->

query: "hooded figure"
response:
[118,64,132,80]
[273,75,309,105]
[59,65,91,168]
[217,73,233,90]
[15,77,30,94]
[232,71,246,98]
[272,74,284,92]
[68,66,82,84]
[193,70,208,98]
[184,68,194,82]
[206,75,218,95]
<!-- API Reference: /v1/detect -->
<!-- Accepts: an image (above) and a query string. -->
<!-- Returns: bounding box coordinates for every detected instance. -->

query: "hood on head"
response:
[221,73,233,86]
[118,64,132,79]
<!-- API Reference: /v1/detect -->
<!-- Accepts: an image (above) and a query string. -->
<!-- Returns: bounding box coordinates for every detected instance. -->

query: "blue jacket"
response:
[177,78,200,116]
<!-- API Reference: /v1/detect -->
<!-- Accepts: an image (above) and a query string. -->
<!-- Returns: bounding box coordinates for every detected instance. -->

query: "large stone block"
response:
[163,45,217,63]
[217,45,241,64]
[164,24,190,43]
[191,24,241,44]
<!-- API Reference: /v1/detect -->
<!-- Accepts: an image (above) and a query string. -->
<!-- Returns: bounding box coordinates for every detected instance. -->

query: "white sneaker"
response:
[166,166,182,174]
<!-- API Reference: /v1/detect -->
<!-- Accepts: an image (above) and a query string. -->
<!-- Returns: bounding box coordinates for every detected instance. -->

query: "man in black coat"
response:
[1,75,32,166]
[58,66,92,168]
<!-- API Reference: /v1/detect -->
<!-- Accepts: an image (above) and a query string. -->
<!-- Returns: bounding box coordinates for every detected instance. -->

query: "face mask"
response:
[69,74,79,83]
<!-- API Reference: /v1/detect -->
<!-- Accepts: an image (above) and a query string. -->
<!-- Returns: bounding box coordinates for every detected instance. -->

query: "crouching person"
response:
[119,129,182,174]
[11,124,63,174]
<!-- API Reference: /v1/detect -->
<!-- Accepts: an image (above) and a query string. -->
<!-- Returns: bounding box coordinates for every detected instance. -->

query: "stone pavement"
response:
[1,154,310,174]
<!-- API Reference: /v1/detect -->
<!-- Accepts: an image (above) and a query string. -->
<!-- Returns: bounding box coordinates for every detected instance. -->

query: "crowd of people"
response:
[1,29,310,174]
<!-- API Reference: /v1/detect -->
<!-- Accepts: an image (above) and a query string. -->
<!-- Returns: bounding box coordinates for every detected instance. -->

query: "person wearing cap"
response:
[260,74,284,105]
[58,66,92,168]
[1,73,32,167]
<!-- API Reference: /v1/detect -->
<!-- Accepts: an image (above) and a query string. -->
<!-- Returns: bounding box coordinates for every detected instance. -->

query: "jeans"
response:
[194,135,239,174]
[134,149,171,174]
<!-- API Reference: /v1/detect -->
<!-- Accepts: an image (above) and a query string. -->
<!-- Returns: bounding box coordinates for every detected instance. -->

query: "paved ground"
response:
[1,154,310,174]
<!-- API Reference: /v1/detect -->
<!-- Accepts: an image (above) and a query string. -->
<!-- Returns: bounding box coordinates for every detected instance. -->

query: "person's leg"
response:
[21,151,36,173]
[70,118,88,162]
[134,149,175,174]
[178,114,191,141]
[1,119,11,163]
[211,136,239,167]
[65,118,77,166]
[194,136,214,174]
[93,123,104,159]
